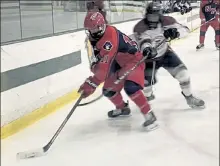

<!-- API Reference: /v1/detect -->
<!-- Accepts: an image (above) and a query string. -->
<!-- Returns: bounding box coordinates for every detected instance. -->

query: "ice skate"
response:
[142,110,158,131]
[196,43,204,50]
[143,86,156,103]
[215,43,220,50]
[146,93,155,102]
[108,102,131,118]
[182,92,205,109]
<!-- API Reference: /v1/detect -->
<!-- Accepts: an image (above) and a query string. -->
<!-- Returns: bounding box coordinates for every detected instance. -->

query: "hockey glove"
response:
[187,7,192,12]
[143,46,158,59]
[78,76,100,98]
[164,28,180,40]
[90,51,101,73]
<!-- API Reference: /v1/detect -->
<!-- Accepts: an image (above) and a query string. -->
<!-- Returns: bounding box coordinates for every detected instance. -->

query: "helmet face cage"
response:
[84,12,106,40]
[145,2,162,26]
[146,2,162,15]
[85,24,106,39]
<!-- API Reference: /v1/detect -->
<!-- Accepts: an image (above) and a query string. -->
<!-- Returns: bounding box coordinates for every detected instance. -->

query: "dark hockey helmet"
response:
[86,0,104,11]
[86,1,95,10]
[84,11,106,40]
[145,2,162,28]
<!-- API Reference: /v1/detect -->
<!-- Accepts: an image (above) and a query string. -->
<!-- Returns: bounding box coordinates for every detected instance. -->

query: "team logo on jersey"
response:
[103,41,113,51]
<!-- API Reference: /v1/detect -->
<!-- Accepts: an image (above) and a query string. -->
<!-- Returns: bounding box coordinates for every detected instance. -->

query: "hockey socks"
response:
[129,90,158,130]
[129,90,151,115]
[108,92,125,109]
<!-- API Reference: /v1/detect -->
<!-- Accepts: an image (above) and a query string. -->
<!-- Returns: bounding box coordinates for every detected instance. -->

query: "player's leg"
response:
[103,88,131,118]
[103,81,133,119]
[123,80,158,130]
[210,19,220,49]
[163,49,205,108]
[106,61,158,130]
[143,61,160,102]
[123,62,158,130]
[103,61,131,118]
[103,77,131,118]
[196,21,210,50]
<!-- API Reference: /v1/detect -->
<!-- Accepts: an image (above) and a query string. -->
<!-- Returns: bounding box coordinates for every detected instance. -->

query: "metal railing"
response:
[1,0,200,45]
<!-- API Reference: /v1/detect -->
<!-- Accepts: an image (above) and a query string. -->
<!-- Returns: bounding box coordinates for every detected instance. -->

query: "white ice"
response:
[2,28,219,166]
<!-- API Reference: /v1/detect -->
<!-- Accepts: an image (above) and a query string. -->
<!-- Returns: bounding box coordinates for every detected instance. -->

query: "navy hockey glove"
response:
[143,46,157,59]
[164,28,180,40]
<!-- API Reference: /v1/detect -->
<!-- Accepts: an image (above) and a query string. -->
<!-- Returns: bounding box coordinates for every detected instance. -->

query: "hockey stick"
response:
[78,39,167,106]
[199,17,216,27]
[16,39,166,159]
[79,53,152,106]
[16,45,150,158]
[16,94,84,160]
[85,37,93,67]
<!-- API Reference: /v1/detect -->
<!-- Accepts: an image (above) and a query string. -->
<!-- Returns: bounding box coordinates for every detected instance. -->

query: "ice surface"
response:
[1,28,219,166]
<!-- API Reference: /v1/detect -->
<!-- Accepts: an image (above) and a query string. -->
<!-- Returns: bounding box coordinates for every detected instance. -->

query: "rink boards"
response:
[1,8,200,139]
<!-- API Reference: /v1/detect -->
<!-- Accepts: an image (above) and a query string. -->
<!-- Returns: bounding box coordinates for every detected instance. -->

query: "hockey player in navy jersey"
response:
[79,11,158,130]
[196,0,220,50]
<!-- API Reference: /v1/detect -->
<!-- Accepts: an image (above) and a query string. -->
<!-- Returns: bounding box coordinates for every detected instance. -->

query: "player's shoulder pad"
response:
[133,19,148,34]
[99,26,117,52]
[161,16,177,26]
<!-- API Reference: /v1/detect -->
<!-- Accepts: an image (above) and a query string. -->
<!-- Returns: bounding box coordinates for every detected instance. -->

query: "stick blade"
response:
[16,148,46,160]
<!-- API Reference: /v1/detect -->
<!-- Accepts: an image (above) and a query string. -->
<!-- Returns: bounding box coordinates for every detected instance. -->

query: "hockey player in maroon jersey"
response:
[78,11,158,130]
[133,2,205,108]
[196,0,220,50]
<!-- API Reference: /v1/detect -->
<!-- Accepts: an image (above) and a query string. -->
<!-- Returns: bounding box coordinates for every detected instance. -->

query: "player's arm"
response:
[133,24,157,59]
[216,1,220,20]
[163,16,190,39]
[133,32,151,52]
[78,37,117,98]
[200,1,205,20]
[133,21,152,52]
[92,38,118,82]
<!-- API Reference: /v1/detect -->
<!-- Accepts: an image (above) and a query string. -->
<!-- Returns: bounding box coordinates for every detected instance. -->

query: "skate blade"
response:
[189,105,206,110]
[196,47,204,51]
[108,114,131,120]
[142,123,159,132]
[148,100,155,105]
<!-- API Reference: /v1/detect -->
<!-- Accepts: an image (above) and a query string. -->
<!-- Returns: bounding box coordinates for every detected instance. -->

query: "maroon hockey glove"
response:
[78,76,100,98]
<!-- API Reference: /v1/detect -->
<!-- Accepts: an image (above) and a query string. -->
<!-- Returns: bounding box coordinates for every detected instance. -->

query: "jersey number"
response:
[205,6,216,14]
[122,35,138,49]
